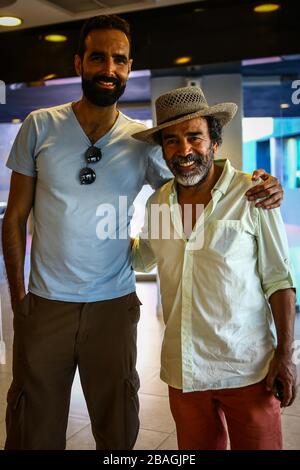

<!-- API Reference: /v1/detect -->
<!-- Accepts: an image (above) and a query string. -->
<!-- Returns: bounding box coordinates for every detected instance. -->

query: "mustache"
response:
[171,154,203,167]
[92,75,120,86]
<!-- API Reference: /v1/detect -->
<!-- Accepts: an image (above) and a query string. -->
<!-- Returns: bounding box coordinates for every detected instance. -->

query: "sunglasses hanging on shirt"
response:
[79,145,102,185]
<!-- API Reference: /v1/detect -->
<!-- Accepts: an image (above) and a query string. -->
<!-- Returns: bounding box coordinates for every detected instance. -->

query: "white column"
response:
[201,74,243,170]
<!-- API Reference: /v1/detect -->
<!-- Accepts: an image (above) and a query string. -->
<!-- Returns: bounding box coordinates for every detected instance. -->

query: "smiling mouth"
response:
[176,160,197,172]
[179,161,195,167]
[96,80,116,89]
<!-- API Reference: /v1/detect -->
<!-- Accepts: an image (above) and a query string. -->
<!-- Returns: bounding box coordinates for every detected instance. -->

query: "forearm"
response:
[2,214,27,308]
[269,288,296,357]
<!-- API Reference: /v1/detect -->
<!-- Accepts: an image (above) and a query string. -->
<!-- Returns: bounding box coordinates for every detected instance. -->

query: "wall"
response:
[0,124,21,203]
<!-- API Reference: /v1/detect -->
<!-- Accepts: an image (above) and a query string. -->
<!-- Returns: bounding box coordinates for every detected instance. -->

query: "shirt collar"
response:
[213,159,235,195]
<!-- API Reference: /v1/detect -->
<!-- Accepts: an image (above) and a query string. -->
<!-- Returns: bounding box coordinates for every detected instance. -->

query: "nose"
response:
[176,139,192,157]
[102,57,115,76]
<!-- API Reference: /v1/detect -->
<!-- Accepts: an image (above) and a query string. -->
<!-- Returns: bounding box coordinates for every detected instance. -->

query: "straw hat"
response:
[132,86,238,145]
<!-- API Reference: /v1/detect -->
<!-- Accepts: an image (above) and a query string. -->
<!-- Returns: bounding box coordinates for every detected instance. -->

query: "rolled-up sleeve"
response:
[132,237,157,273]
[256,207,296,299]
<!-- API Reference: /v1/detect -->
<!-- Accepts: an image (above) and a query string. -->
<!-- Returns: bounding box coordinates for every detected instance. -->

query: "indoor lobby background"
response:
[0,0,300,450]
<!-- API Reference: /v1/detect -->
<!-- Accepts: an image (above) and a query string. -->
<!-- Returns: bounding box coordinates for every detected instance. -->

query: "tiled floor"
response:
[0,278,300,450]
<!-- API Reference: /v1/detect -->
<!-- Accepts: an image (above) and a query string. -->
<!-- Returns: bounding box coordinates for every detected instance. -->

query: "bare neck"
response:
[72,97,119,144]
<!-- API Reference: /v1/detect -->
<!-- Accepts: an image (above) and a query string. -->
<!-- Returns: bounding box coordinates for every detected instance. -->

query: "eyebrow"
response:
[88,51,128,60]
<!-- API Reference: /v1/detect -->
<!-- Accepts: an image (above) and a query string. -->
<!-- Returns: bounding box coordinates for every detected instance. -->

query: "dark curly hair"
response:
[205,116,223,146]
[77,15,131,59]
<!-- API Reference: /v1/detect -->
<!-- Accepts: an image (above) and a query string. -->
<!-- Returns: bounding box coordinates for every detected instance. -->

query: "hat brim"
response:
[132,103,238,145]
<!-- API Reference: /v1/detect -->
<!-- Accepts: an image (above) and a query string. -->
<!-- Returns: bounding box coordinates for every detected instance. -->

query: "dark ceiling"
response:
[0,0,300,122]
[0,0,300,84]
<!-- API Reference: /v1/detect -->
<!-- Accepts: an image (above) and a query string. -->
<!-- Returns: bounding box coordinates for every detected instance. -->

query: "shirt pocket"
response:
[205,220,255,259]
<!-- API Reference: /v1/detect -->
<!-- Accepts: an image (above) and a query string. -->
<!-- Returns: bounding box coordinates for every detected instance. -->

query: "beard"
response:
[166,147,215,187]
[81,74,126,107]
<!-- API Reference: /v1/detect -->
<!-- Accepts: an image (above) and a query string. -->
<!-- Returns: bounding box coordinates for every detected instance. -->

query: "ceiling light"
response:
[254,3,281,13]
[43,74,57,81]
[44,34,67,43]
[0,16,22,27]
[175,56,192,65]
[280,103,289,109]
[11,118,22,124]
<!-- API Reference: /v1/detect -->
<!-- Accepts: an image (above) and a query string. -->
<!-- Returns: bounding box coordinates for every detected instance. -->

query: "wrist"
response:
[275,346,293,359]
[11,290,26,306]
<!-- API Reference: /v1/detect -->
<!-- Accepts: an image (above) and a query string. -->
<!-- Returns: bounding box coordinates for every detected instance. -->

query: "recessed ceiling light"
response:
[44,34,67,43]
[175,56,192,65]
[43,73,57,81]
[254,3,281,13]
[280,103,289,109]
[0,16,22,27]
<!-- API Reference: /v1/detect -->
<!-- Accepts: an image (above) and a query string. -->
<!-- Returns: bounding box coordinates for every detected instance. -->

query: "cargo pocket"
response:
[125,371,140,450]
[5,386,25,450]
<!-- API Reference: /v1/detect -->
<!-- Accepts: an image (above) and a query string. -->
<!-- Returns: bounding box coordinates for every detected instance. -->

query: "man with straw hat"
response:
[132,86,297,450]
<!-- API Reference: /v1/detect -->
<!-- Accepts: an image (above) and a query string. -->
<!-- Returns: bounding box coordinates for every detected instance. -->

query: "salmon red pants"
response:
[169,380,282,450]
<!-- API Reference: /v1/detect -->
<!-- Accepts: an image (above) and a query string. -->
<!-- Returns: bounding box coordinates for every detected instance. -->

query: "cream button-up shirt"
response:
[132,159,295,392]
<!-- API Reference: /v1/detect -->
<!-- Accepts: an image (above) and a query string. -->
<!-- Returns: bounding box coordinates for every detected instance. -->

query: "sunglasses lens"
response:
[79,146,101,185]
[86,146,102,164]
[79,167,96,185]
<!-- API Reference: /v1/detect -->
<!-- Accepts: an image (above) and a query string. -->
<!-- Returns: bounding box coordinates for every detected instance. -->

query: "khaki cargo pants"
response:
[5,291,141,450]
